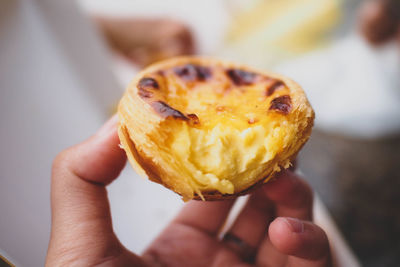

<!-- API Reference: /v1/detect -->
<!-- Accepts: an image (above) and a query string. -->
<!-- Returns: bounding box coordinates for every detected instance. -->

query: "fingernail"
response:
[282,217,304,233]
[97,115,119,137]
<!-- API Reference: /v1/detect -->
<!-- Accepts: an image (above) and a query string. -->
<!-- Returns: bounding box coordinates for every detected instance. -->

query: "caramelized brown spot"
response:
[226,69,256,86]
[138,77,159,90]
[266,81,285,96]
[138,89,153,98]
[174,64,211,82]
[187,114,200,125]
[269,95,292,114]
[138,78,159,99]
[195,66,212,80]
[151,101,188,120]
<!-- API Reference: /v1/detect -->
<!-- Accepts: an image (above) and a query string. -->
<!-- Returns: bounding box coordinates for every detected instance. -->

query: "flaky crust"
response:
[118,56,314,201]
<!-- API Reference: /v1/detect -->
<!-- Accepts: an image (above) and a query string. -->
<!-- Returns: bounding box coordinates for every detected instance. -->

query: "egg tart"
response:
[118,57,314,201]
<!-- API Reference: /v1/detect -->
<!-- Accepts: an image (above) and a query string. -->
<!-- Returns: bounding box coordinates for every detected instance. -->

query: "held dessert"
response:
[118,57,314,201]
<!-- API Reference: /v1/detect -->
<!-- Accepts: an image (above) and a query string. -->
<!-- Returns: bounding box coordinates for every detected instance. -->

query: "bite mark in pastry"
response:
[118,57,314,201]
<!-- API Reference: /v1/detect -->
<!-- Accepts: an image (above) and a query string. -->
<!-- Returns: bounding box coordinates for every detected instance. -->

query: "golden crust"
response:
[118,56,314,201]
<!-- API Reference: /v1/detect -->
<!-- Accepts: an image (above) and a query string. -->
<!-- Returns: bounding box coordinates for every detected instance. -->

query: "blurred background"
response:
[1,0,399,266]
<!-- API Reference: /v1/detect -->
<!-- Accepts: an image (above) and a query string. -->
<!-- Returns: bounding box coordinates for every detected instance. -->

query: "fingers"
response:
[65,115,127,186]
[269,217,331,267]
[224,189,274,251]
[255,171,315,266]
[224,170,311,251]
[142,200,236,267]
[48,116,126,262]
[95,17,195,67]
[173,200,235,235]
[263,170,313,220]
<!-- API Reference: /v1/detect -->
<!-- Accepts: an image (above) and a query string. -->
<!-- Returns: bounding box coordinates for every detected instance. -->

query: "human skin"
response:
[95,17,195,67]
[359,0,400,45]
[46,115,331,267]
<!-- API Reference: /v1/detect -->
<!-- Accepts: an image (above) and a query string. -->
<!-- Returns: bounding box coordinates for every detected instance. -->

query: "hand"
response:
[46,116,332,267]
[94,17,195,67]
[359,0,400,45]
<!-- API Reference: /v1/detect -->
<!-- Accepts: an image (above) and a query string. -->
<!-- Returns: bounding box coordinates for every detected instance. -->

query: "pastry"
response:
[118,57,314,201]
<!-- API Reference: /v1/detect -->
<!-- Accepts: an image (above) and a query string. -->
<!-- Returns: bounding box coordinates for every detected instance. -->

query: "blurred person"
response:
[46,116,333,267]
[94,17,195,67]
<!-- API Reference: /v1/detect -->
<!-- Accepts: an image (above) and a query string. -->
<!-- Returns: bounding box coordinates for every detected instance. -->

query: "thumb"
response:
[47,115,128,265]
[269,217,332,267]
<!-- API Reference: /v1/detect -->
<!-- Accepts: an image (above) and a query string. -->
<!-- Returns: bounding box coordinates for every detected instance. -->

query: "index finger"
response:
[173,199,235,236]
[263,170,313,220]
[48,116,127,263]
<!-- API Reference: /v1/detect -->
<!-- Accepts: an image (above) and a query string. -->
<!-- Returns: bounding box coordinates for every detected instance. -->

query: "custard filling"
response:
[138,63,298,196]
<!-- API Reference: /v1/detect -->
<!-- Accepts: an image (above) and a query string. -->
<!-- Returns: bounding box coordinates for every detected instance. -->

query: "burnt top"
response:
[269,95,292,114]
[174,64,211,82]
[138,77,159,90]
[151,101,189,121]
[136,62,292,125]
[266,81,285,96]
[226,69,257,86]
